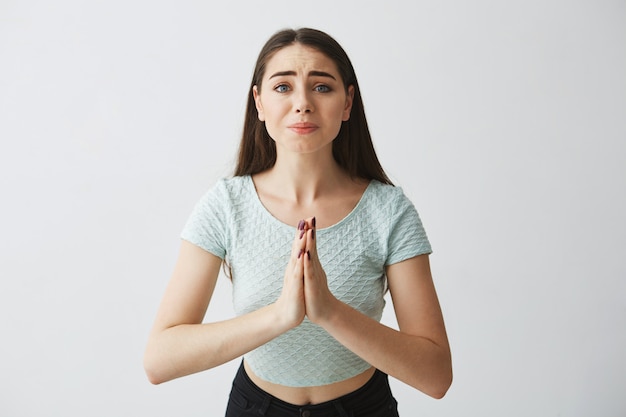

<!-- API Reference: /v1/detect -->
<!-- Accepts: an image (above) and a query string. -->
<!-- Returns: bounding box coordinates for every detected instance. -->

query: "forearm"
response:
[321,299,452,399]
[144,304,289,384]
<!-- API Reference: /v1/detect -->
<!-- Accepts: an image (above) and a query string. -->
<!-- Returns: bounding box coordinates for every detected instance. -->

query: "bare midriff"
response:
[243,360,376,405]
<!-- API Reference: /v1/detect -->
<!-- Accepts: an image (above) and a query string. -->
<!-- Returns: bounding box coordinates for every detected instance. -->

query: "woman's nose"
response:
[294,90,313,113]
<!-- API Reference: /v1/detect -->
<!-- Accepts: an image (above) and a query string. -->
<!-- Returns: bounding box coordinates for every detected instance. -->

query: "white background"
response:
[1,1,625,416]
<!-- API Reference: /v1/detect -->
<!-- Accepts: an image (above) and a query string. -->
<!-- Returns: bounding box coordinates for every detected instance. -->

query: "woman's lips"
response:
[288,122,318,135]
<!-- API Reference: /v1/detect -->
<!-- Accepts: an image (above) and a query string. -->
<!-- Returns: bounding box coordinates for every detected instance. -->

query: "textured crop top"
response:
[181,175,432,387]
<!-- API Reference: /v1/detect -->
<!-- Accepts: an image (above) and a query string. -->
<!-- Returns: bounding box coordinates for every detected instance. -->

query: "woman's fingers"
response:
[300,216,316,260]
[301,216,336,324]
[290,219,308,265]
[274,219,310,329]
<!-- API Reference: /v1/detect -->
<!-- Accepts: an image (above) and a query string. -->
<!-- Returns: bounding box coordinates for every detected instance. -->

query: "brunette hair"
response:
[233,27,392,185]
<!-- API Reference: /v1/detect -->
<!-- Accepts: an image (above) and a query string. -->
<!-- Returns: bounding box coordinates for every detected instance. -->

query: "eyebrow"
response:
[269,70,337,80]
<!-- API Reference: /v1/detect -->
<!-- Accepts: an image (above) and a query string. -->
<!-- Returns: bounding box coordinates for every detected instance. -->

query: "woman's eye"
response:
[314,85,331,93]
[275,84,290,93]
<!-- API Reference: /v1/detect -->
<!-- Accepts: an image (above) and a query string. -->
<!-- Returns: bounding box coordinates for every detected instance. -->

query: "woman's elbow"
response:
[143,355,163,385]
[429,376,452,399]
[144,366,166,385]
[143,345,172,385]
[411,354,452,399]
[427,364,453,399]
[145,371,164,385]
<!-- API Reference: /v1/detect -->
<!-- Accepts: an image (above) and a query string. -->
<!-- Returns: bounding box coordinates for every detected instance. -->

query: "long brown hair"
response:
[233,28,393,186]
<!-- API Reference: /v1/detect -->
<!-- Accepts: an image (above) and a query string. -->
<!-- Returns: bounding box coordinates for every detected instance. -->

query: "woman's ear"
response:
[252,85,265,122]
[342,85,355,121]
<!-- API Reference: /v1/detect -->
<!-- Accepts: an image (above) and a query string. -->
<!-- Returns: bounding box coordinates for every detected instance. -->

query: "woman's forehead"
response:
[264,44,340,79]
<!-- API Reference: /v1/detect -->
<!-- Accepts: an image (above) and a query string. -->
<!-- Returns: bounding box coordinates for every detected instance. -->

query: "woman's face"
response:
[253,43,354,156]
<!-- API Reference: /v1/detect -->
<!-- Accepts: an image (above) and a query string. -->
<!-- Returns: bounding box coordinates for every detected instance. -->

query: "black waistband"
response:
[230,360,393,415]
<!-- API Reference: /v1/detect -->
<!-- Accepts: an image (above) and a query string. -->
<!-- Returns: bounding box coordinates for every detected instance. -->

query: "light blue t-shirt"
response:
[181,175,431,387]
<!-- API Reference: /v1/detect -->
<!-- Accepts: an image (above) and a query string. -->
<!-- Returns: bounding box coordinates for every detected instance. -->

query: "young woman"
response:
[144,27,452,417]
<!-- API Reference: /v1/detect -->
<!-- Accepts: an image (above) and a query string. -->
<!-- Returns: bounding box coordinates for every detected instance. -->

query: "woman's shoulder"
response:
[191,176,253,211]
[363,179,405,202]
[215,174,250,188]
[360,180,418,217]
[203,175,252,196]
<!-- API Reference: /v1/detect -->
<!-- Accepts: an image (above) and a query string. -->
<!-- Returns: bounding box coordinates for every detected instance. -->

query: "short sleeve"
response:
[385,189,432,265]
[180,180,229,259]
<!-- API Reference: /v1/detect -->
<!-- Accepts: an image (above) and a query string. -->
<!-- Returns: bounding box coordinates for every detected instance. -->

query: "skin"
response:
[144,43,452,404]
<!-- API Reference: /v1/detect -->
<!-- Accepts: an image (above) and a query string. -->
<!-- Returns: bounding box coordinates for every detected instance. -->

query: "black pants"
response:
[225,361,400,417]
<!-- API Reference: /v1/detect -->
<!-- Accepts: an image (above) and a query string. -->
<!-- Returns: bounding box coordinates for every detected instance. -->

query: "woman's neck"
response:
[254,153,351,205]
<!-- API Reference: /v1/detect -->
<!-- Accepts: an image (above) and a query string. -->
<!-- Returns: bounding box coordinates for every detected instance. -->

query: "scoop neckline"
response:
[245,175,375,232]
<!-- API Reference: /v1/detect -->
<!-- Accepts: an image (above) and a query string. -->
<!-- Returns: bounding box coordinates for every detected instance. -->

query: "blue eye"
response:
[275,84,290,93]
[314,85,331,93]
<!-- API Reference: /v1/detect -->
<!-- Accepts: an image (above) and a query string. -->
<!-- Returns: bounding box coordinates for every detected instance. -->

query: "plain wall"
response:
[1,1,625,416]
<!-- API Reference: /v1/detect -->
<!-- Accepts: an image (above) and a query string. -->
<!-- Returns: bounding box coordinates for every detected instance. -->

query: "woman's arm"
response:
[386,255,452,397]
[303,223,452,398]
[143,238,306,385]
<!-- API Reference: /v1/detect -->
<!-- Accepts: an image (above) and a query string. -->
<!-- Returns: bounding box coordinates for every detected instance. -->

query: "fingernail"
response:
[307,250,311,260]
[312,217,316,228]
[298,249,303,259]
[311,229,315,240]
[297,220,305,231]
[300,230,305,239]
